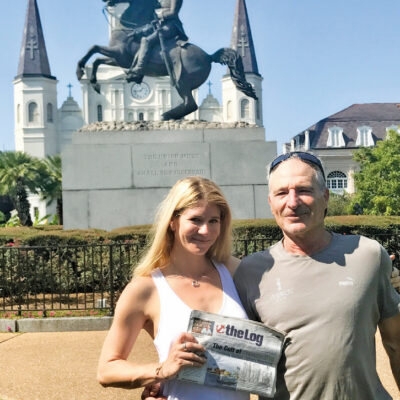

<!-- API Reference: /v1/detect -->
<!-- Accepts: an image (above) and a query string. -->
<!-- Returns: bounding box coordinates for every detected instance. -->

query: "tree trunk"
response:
[15,179,32,226]
[57,198,63,225]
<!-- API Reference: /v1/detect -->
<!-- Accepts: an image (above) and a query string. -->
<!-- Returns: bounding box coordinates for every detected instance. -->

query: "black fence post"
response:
[109,245,115,316]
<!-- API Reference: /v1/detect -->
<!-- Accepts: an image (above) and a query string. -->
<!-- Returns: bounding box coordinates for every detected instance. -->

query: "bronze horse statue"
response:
[76,0,257,121]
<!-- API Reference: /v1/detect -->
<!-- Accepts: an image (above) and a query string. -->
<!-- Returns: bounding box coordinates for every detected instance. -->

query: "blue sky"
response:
[2,0,400,152]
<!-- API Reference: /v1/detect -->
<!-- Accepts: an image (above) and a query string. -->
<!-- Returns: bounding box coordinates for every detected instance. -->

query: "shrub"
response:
[327,192,353,216]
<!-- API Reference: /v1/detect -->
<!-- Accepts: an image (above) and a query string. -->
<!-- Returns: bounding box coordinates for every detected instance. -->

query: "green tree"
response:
[38,155,63,225]
[352,130,400,215]
[0,151,43,226]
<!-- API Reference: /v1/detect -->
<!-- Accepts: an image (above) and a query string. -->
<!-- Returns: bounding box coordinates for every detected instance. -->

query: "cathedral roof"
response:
[200,93,221,109]
[292,103,400,150]
[60,96,81,113]
[230,0,259,75]
[16,0,55,80]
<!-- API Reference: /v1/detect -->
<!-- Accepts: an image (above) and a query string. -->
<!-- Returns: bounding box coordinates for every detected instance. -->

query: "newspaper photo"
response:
[177,310,286,398]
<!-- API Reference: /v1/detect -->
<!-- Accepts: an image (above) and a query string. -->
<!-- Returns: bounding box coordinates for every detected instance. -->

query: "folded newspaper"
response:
[177,310,286,398]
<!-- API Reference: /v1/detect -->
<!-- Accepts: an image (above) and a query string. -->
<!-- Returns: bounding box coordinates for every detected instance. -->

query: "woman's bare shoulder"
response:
[114,275,156,316]
[225,256,241,276]
[122,275,156,302]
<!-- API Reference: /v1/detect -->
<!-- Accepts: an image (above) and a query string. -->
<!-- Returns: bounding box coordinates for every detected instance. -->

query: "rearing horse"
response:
[76,0,257,121]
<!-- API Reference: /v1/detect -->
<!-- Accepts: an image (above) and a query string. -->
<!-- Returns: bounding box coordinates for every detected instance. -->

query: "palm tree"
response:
[0,151,42,226]
[38,155,63,225]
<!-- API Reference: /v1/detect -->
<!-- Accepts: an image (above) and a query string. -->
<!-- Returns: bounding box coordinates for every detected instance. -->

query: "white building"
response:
[284,103,400,194]
[14,0,263,219]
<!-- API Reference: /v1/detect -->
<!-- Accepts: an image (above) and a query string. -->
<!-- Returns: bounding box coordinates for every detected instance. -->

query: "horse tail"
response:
[210,48,257,100]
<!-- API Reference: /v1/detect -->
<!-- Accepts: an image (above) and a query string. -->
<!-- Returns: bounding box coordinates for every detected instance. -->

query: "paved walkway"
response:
[0,330,398,400]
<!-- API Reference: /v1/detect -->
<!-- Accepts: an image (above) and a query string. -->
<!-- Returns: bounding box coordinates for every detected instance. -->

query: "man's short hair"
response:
[267,151,327,192]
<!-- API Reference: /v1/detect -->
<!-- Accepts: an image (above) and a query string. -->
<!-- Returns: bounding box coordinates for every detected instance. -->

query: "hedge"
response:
[1,215,400,247]
[1,216,399,305]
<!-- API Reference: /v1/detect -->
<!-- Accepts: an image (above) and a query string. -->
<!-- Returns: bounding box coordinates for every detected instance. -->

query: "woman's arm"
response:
[97,277,161,388]
[97,277,207,389]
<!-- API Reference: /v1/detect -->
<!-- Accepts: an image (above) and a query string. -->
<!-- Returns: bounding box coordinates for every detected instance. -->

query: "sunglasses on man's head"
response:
[269,152,326,181]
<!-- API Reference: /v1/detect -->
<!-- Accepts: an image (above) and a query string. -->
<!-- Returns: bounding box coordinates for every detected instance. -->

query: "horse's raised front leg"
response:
[76,45,122,81]
[90,57,118,94]
[162,87,198,120]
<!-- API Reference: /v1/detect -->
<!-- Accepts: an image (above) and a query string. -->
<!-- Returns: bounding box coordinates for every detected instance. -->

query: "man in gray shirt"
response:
[234,152,400,399]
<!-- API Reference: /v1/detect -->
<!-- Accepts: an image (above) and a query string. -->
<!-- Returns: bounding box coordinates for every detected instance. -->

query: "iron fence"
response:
[0,233,399,315]
[0,243,142,316]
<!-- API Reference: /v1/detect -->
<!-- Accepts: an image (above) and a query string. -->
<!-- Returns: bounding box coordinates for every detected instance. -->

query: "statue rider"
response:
[127,0,188,83]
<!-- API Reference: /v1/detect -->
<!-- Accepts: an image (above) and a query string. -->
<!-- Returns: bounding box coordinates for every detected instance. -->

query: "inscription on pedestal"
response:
[132,143,210,187]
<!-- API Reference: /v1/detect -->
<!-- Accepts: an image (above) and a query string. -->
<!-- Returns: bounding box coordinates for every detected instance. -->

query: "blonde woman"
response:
[97,177,249,400]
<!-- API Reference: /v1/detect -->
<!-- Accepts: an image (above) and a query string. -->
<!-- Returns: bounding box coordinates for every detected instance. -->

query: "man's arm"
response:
[379,313,400,391]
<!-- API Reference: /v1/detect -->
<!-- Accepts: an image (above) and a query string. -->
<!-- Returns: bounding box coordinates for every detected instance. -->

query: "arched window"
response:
[28,102,39,123]
[240,99,250,120]
[327,171,348,193]
[97,105,103,122]
[256,99,260,120]
[47,103,53,123]
[227,101,232,120]
[17,104,21,124]
[138,112,144,121]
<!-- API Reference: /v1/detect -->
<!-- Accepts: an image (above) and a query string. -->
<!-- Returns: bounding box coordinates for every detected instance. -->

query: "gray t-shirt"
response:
[234,233,400,400]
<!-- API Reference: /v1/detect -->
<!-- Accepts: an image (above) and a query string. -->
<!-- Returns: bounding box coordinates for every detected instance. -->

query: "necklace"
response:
[192,279,200,288]
[169,260,212,288]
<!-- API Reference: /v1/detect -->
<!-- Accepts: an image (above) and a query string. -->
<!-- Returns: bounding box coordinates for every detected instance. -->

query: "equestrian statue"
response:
[76,0,257,121]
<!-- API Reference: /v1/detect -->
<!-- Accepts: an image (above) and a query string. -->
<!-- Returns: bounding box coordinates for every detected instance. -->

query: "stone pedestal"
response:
[62,121,276,230]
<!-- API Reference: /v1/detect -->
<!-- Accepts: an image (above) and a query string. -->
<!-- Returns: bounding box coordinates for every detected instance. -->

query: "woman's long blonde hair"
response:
[133,176,232,277]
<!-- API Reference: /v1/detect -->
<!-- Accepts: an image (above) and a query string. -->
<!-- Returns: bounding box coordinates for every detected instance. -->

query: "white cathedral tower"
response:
[13,0,58,158]
[222,0,263,127]
[14,0,84,159]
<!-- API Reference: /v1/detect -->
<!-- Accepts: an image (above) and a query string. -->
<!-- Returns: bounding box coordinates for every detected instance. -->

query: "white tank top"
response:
[151,262,249,400]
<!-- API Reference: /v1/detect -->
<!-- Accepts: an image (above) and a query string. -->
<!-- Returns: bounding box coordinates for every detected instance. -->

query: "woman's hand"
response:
[159,332,207,380]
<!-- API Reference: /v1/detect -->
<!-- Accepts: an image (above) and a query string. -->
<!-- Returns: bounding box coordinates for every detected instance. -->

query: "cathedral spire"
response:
[16,0,55,79]
[231,0,259,75]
